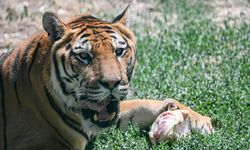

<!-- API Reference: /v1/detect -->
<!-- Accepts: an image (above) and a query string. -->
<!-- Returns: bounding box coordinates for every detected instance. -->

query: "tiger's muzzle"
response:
[78,75,128,127]
[80,95,119,127]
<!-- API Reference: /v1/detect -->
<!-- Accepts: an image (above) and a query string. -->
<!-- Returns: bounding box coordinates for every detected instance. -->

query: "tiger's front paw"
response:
[189,115,214,134]
[162,98,214,134]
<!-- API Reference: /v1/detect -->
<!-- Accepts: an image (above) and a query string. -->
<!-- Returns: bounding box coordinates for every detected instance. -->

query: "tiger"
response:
[0,5,213,150]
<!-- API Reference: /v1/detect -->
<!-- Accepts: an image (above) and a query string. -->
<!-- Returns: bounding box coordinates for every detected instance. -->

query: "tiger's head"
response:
[42,5,136,134]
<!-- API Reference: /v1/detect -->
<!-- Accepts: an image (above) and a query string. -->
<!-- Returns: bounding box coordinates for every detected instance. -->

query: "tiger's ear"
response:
[42,12,66,41]
[112,4,131,25]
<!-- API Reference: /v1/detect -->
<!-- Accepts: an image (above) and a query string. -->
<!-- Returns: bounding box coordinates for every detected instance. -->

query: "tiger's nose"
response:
[98,79,121,89]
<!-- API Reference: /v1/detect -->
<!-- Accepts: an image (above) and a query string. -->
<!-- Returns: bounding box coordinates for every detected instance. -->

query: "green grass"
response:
[88,0,250,149]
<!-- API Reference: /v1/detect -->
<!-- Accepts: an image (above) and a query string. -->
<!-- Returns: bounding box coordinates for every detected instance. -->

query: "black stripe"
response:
[44,87,90,141]
[76,28,88,36]
[87,91,102,95]
[61,55,74,81]
[0,50,12,65]
[71,21,111,30]
[62,77,72,83]
[105,30,116,34]
[70,63,77,74]
[53,52,72,95]
[74,46,84,50]
[120,37,130,57]
[71,25,84,30]
[80,34,91,39]
[118,41,126,45]
[119,88,129,92]
[122,36,130,48]
[111,35,117,39]
[88,25,112,30]
[34,100,72,150]
[0,51,8,61]
[13,50,21,107]
[81,39,88,45]
[72,74,79,82]
[28,42,40,83]
[74,21,106,26]
[122,49,129,56]
[63,53,79,81]
[80,79,84,86]
[23,43,34,63]
[115,118,121,129]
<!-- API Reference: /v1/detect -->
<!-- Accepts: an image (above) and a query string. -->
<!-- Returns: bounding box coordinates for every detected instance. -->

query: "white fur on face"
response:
[50,50,81,107]
[112,32,127,50]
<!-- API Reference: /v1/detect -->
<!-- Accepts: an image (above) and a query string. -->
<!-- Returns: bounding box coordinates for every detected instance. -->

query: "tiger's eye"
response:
[77,52,92,65]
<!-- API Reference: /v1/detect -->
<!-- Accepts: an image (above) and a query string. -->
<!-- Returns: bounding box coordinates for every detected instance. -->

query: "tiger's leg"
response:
[118,99,214,134]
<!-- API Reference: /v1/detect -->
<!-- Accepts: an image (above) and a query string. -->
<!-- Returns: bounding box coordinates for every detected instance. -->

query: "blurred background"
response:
[0,0,249,50]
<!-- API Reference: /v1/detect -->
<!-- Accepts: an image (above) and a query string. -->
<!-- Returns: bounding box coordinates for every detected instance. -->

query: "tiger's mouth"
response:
[79,96,119,127]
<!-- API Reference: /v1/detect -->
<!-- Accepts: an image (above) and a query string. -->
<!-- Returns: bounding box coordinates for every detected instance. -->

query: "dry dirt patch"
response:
[1,0,249,50]
[209,0,250,25]
[0,0,164,50]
